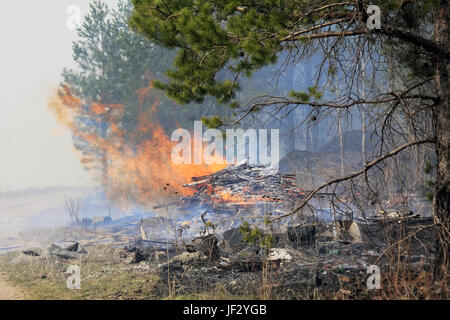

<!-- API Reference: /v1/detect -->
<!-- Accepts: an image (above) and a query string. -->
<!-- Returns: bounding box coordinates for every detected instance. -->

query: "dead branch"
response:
[271,138,435,222]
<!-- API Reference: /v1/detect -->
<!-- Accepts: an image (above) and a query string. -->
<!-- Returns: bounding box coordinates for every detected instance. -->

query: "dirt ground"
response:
[0,270,27,300]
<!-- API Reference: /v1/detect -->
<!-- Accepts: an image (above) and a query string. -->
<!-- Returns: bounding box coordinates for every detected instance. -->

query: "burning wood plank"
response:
[183,179,209,187]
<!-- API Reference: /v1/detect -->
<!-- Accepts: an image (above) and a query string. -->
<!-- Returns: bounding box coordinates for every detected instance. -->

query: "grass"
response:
[0,244,255,300]
[0,245,161,300]
[0,244,268,300]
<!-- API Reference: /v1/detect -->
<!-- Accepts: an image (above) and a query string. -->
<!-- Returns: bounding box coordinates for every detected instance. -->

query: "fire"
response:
[214,188,266,205]
[217,189,245,203]
[48,85,226,208]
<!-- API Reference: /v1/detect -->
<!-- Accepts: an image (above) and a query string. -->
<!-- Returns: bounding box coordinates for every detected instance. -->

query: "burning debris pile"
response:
[176,161,331,213]
[147,160,338,240]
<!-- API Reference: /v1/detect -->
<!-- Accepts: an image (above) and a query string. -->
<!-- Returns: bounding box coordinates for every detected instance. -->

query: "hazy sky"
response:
[0,1,118,192]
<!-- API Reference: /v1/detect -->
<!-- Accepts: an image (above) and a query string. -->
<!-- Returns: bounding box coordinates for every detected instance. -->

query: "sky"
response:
[0,1,118,192]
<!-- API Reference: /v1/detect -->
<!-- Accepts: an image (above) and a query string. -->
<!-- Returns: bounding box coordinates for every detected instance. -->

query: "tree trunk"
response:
[434,0,450,279]
[101,149,109,194]
[361,58,367,165]
[286,62,296,153]
[336,83,345,176]
[338,111,345,176]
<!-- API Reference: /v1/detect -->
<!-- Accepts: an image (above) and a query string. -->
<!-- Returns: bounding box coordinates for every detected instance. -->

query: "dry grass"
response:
[0,224,447,300]
[0,245,161,300]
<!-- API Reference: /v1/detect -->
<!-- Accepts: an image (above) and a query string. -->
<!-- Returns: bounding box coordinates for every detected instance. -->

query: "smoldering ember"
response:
[0,0,448,301]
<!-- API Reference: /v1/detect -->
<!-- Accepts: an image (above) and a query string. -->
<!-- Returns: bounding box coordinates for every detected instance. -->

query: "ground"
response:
[0,271,27,300]
[0,219,446,300]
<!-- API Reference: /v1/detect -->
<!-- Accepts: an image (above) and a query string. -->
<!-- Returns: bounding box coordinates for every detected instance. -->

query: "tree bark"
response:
[434,0,450,279]
[338,111,345,176]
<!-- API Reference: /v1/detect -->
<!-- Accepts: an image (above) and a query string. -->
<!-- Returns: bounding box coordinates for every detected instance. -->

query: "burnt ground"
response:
[0,215,446,300]
[121,216,444,299]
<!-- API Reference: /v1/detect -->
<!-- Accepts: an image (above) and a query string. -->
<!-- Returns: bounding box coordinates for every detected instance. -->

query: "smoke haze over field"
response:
[0,1,117,193]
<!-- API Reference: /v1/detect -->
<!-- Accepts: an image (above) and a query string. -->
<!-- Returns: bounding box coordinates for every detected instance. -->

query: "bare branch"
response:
[282,26,449,59]
[271,138,436,222]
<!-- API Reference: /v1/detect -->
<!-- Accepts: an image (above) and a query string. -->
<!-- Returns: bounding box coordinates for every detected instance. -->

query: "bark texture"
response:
[434,0,450,278]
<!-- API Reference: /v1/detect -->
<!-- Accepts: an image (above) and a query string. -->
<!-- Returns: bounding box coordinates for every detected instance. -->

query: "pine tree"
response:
[130,0,449,278]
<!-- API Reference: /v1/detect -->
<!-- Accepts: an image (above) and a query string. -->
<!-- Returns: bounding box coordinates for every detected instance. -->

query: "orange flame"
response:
[213,188,266,205]
[48,85,226,208]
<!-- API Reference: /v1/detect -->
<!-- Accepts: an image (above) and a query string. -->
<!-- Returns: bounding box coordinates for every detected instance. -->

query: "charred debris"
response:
[12,161,436,298]
[121,161,435,298]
